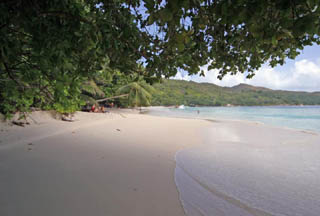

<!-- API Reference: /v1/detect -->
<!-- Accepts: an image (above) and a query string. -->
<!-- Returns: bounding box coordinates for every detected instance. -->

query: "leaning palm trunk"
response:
[96,94,129,102]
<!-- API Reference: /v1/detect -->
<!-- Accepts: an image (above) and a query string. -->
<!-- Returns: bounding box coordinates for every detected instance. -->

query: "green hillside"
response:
[151,80,320,106]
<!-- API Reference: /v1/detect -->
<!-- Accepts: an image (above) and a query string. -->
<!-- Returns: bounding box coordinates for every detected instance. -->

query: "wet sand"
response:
[176,119,320,216]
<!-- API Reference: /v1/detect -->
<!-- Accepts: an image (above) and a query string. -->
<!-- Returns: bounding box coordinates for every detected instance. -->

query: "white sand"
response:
[2,110,319,216]
[0,111,211,216]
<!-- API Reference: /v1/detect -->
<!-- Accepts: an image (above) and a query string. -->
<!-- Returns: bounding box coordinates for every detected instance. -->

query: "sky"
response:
[173,44,320,92]
[133,3,320,92]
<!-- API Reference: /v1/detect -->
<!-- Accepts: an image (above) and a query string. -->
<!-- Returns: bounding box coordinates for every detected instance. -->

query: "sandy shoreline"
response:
[0,111,211,216]
[1,110,319,216]
[175,117,320,216]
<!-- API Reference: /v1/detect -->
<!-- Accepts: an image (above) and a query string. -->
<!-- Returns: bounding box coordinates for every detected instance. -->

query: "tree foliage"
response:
[132,0,320,78]
[116,80,155,107]
[152,80,320,106]
[1,0,319,116]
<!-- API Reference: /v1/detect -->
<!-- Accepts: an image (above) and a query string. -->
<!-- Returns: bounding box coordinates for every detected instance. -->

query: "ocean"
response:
[147,105,320,133]
[147,106,320,216]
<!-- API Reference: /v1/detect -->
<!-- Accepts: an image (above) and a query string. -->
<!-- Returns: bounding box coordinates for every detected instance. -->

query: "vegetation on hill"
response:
[1,1,320,116]
[151,80,320,106]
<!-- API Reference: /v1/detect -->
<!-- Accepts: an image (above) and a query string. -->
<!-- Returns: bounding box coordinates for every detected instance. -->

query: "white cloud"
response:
[173,59,320,92]
[172,71,191,81]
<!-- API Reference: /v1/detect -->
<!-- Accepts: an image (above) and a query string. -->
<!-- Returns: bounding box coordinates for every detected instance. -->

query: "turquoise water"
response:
[148,106,320,132]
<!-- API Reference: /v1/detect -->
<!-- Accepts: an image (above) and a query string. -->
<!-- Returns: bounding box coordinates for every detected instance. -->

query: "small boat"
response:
[178,105,185,109]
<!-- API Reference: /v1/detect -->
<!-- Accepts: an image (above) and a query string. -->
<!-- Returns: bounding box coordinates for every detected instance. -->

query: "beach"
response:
[0,110,211,216]
[1,109,320,216]
[175,119,320,216]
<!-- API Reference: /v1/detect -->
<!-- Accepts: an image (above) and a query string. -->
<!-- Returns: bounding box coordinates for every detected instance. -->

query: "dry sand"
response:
[0,111,211,216]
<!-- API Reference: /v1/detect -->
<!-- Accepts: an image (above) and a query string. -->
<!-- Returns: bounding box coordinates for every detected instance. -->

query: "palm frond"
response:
[117,81,154,107]
[81,80,105,98]
[80,94,98,105]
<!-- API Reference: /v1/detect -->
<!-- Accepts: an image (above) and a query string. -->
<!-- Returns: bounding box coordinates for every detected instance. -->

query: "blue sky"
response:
[174,44,320,92]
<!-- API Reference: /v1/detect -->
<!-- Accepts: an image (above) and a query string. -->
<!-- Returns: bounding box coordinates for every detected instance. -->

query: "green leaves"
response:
[147,14,155,25]
[1,0,320,116]
[116,80,155,107]
[177,43,185,52]
[159,8,173,22]
[272,36,278,47]
[151,79,320,107]
[81,80,105,98]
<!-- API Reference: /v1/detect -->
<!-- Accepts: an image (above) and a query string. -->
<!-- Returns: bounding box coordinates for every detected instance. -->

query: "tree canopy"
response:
[1,0,320,116]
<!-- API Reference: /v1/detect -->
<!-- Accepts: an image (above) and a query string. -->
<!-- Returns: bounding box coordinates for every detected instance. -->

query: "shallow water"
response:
[176,122,320,216]
[147,106,320,216]
[147,106,320,132]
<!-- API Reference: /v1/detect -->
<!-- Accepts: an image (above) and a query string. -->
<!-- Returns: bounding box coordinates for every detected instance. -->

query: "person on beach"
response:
[91,104,100,112]
[91,104,96,112]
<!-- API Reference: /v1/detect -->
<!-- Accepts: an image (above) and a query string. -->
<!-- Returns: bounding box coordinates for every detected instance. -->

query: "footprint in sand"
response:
[27,143,33,151]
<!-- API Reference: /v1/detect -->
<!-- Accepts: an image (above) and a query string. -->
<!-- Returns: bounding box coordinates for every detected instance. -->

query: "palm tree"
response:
[116,81,155,108]
[80,79,105,106]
